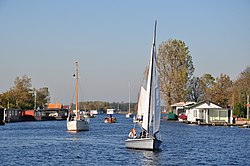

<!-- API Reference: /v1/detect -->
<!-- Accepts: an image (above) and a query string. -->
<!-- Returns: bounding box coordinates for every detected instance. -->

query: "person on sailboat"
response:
[128,128,137,139]
[139,130,147,138]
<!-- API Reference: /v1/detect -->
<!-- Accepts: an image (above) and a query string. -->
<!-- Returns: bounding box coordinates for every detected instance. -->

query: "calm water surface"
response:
[0,114,249,165]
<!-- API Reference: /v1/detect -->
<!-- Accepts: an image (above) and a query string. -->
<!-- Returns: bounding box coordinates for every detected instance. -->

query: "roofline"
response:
[186,100,224,109]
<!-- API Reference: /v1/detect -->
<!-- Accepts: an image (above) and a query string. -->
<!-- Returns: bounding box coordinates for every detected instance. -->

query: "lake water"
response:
[0,114,249,166]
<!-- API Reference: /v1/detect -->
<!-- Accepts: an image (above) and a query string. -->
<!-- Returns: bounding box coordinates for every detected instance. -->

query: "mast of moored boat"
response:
[75,62,79,120]
[129,82,131,114]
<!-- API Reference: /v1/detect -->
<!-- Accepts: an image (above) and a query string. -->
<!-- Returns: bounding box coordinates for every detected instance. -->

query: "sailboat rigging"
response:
[67,62,90,131]
[126,82,133,118]
[125,21,162,150]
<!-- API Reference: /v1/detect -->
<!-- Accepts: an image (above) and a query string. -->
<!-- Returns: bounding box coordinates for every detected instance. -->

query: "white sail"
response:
[137,86,147,117]
[142,21,157,132]
[141,55,152,131]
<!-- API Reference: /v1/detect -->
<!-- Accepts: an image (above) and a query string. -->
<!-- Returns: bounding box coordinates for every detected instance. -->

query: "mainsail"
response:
[142,20,160,135]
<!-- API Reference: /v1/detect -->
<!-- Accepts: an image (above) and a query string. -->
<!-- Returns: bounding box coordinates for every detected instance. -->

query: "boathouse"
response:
[185,100,233,125]
[171,102,196,115]
[5,109,22,122]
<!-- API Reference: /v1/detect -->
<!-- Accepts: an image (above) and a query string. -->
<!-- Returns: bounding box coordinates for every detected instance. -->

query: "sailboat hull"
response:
[126,113,133,118]
[125,138,162,150]
[67,120,89,131]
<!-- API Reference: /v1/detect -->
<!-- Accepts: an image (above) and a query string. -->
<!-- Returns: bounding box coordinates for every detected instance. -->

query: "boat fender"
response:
[212,123,215,126]
[224,122,228,126]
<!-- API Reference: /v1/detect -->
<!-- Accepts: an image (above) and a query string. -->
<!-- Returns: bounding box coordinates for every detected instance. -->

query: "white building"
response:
[185,100,233,125]
[171,102,196,115]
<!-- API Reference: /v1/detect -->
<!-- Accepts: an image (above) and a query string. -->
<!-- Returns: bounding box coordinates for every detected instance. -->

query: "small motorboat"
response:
[104,115,116,123]
[239,123,250,128]
[104,109,116,123]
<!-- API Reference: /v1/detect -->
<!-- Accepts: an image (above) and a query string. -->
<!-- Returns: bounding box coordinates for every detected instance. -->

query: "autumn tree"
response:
[157,39,194,111]
[11,75,33,109]
[232,66,250,116]
[211,74,233,108]
[199,73,215,101]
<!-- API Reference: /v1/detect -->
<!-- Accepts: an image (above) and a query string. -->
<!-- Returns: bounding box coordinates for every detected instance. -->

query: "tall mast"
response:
[129,82,131,114]
[147,20,157,133]
[75,62,79,119]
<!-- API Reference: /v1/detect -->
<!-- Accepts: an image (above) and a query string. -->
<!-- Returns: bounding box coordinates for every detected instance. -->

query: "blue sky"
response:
[0,0,249,104]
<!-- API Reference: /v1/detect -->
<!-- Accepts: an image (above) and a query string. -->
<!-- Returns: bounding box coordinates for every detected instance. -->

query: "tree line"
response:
[1,39,249,117]
[72,101,136,113]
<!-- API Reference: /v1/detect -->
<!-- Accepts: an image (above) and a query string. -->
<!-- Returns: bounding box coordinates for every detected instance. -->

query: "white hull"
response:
[67,120,89,131]
[133,116,143,124]
[126,113,133,118]
[125,138,162,150]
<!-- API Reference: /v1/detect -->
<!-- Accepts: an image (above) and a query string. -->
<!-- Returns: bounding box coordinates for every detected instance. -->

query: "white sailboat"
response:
[126,82,133,118]
[125,21,162,150]
[67,62,90,131]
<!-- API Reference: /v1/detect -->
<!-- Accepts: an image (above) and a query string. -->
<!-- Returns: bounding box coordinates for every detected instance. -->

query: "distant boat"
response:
[67,62,90,131]
[168,112,178,120]
[239,123,250,128]
[104,109,116,123]
[83,111,96,118]
[126,82,133,118]
[126,113,132,118]
[125,21,162,150]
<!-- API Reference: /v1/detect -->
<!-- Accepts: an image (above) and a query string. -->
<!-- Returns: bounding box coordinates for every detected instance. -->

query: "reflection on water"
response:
[0,114,250,165]
[141,150,161,166]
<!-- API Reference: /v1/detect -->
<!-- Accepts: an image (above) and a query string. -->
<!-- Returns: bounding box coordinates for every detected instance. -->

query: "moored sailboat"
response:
[125,21,162,150]
[126,82,133,118]
[67,62,90,131]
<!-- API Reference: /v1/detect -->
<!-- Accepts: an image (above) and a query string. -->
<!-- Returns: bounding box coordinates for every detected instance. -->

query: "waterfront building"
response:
[171,102,196,115]
[185,100,233,125]
[0,107,5,125]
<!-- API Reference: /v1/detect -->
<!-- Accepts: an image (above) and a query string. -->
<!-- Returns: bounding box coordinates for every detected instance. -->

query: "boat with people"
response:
[125,21,162,150]
[104,109,116,123]
[67,62,90,131]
